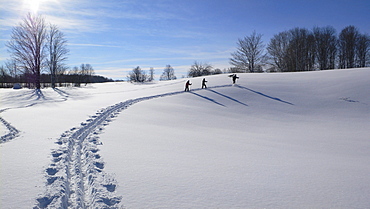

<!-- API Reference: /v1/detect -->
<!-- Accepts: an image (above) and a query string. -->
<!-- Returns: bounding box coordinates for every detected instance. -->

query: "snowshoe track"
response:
[35,90,185,208]
[0,117,20,143]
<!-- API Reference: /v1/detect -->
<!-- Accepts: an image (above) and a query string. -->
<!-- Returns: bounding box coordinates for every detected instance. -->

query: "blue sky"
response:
[1,0,369,80]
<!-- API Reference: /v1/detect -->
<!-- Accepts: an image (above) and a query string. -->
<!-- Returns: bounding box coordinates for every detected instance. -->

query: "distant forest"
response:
[0,72,113,88]
[187,25,370,77]
[0,63,113,88]
[228,25,369,73]
[134,25,370,80]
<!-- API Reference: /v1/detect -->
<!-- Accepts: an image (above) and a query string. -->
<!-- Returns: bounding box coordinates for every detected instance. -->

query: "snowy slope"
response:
[1,68,370,208]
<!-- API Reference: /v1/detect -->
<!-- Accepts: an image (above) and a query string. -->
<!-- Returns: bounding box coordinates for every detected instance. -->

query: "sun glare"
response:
[24,0,60,14]
[25,0,42,13]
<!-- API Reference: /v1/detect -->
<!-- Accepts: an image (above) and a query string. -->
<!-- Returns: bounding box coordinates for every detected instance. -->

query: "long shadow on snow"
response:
[2,89,44,103]
[53,88,70,98]
[17,89,46,102]
[207,88,248,107]
[34,89,46,100]
[235,85,294,105]
[189,91,225,107]
[0,90,45,143]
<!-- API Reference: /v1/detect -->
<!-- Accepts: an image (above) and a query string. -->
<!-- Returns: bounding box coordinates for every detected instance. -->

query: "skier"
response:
[184,80,192,92]
[202,78,207,89]
[231,74,239,84]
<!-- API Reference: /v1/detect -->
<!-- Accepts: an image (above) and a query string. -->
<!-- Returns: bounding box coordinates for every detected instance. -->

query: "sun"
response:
[24,0,60,14]
[25,0,43,13]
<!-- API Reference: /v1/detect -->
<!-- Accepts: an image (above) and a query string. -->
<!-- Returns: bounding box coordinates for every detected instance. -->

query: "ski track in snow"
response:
[0,116,20,143]
[4,80,365,208]
[0,83,248,208]
[34,88,200,208]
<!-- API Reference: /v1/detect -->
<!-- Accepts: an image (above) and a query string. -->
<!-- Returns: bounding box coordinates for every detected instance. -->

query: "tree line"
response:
[230,26,369,73]
[0,63,112,88]
[127,62,226,82]
[127,65,179,82]
[145,25,369,80]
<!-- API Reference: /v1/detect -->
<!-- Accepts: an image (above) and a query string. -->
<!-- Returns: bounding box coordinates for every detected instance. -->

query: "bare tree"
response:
[69,66,81,86]
[160,65,176,81]
[268,28,315,72]
[287,28,316,71]
[313,26,337,70]
[230,31,267,72]
[338,26,359,69]
[5,59,20,82]
[68,64,94,86]
[355,33,370,68]
[47,24,69,88]
[80,63,95,84]
[148,67,155,82]
[128,66,148,82]
[6,13,47,89]
[69,66,79,75]
[0,65,11,84]
[188,61,213,77]
[267,31,291,72]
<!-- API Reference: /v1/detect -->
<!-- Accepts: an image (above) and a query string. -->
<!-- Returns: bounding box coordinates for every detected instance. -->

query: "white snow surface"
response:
[1,68,370,208]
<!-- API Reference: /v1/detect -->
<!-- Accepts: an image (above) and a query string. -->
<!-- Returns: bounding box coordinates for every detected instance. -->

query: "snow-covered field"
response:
[1,68,369,208]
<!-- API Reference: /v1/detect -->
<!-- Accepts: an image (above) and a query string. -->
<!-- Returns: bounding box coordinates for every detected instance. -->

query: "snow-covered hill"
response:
[1,68,369,208]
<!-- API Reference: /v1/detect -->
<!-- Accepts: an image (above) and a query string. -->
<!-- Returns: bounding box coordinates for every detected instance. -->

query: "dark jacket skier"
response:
[184,80,192,91]
[202,78,207,89]
[232,74,239,84]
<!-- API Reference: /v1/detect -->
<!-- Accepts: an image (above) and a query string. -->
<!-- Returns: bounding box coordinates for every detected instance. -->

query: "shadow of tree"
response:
[53,88,70,98]
[34,89,46,100]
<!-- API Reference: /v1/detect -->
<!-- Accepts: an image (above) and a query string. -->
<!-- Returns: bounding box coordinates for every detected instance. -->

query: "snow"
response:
[1,68,370,208]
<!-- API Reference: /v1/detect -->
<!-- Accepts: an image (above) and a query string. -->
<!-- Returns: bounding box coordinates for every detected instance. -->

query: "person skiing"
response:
[184,80,192,91]
[202,78,207,89]
[232,74,239,84]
